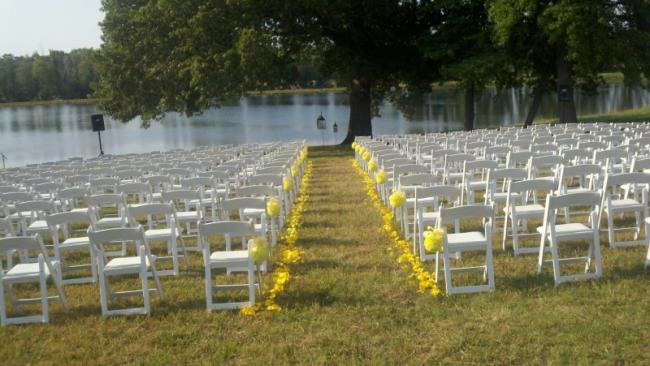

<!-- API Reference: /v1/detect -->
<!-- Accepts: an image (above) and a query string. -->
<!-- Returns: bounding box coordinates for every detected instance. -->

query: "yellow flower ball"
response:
[375,170,387,184]
[266,197,281,217]
[351,142,358,149]
[291,166,298,178]
[248,236,269,264]
[389,191,406,208]
[368,160,377,172]
[424,227,445,253]
[283,177,293,192]
[362,151,371,162]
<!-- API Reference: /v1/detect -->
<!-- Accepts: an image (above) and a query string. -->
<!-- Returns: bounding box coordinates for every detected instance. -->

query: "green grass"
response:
[0,98,98,108]
[2,146,650,364]
[534,105,650,125]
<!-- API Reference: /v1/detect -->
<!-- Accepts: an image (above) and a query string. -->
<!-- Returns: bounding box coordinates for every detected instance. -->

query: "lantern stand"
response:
[332,121,338,144]
[0,153,6,169]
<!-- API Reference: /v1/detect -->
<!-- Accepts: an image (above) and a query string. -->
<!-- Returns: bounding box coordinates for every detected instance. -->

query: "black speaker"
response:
[91,114,105,132]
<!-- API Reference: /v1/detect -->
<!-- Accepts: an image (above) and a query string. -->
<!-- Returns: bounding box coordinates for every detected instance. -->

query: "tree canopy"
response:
[96,0,650,137]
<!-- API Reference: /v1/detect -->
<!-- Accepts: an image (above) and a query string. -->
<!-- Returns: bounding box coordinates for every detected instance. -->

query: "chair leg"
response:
[502,209,509,251]
[606,211,615,247]
[485,245,495,290]
[39,267,48,323]
[550,238,561,285]
[204,265,212,311]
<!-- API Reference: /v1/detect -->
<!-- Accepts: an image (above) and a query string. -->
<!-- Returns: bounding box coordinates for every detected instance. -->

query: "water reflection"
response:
[1,84,649,167]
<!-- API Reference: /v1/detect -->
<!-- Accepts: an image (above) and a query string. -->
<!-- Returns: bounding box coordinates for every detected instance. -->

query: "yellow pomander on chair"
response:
[351,142,358,149]
[362,151,371,162]
[248,236,270,264]
[266,197,281,217]
[291,166,298,178]
[375,170,387,184]
[423,227,445,253]
[389,191,406,208]
[283,177,293,192]
[368,160,377,172]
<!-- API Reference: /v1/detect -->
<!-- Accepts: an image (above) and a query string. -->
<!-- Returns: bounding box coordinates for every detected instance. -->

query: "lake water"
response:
[1,84,649,167]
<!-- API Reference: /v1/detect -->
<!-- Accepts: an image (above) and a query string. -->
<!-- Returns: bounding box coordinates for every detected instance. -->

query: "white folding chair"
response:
[536,192,602,285]
[127,203,187,276]
[502,178,556,254]
[88,227,164,316]
[45,210,98,285]
[600,172,650,247]
[437,204,495,294]
[0,235,68,325]
[198,221,256,311]
[413,185,461,261]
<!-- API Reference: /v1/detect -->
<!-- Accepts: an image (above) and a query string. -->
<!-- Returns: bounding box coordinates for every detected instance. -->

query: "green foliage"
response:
[97,0,442,125]
[0,49,99,103]
[489,0,650,92]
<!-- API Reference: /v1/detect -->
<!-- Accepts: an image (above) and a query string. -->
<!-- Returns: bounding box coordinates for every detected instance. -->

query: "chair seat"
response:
[27,220,48,232]
[536,223,593,238]
[421,211,439,222]
[176,211,199,221]
[492,192,521,202]
[96,217,124,228]
[605,199,644,212]
[60,236,90,249]
[209,250,249,265]
[243,208,265,217]
[104,256,150,274]
[447,231,488,251]
[9,211,31,220]
[189,198,215,207]
[468,181,487,190]
[151,192,162,201]
[145,228,179,240]
[406,197,435,207]
[565,187,593,194]
[4,262,52,283]
[507,204,545,217]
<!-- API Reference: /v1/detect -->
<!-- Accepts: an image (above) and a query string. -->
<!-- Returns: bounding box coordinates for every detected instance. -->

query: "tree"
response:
[97,0,441,141]
[490,0,650,125]
[419,0,511,131]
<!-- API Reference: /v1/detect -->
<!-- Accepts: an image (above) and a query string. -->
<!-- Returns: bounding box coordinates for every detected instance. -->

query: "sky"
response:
[0,0,103,56]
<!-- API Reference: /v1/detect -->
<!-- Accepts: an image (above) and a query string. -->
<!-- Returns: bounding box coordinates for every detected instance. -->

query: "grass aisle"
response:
[1,146,650,364]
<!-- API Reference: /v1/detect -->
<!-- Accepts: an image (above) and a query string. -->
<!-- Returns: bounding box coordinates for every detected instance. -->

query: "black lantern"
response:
[316,113,326,130]
[333,121,338,133]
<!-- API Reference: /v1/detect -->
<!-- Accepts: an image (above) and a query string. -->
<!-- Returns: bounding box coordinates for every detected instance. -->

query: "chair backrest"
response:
[86,193,126,208]
[127,203,174,218]
[221,197,266,211]
[88,226,146,256]
[0,235,43,252]
[546,192,601,211]
[15,200,57,215]
[438,204,493,225]
[399,173,437,187]
[247,174,282,186]
[236,185,276,197]
[45,209,92,228]
[199,220,255,238]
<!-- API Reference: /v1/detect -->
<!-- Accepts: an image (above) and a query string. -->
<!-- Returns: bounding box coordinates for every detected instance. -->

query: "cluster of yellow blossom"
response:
[241,160,313,315]
[352,158,441,297]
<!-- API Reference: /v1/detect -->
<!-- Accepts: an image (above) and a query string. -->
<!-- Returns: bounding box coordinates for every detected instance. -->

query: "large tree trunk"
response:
[556,53,577,123]
[524,82,544,128]
[464,83,475,131]
[341,79,372,145]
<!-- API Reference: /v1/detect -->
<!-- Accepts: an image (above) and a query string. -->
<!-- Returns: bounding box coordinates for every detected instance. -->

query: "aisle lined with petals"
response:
[282,146,436,314]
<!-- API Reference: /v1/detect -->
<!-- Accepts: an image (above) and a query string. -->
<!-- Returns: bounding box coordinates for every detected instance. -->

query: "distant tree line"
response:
[0,49,101,102]
[0,48,337,104]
